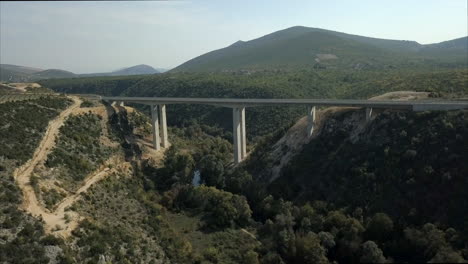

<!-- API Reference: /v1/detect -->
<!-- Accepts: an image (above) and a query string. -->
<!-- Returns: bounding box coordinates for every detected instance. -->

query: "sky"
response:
[0,0,467,73]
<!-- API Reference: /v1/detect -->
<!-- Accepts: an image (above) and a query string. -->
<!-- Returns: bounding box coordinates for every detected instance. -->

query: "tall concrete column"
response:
[366,107,373,122]
[233,108,242,164]
[307,106,316,137]
[159,104,168,148]
[240,107,247,159]
[151,105,161,150]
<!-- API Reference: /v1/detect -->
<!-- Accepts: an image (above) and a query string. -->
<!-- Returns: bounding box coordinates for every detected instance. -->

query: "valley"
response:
[1,81,467,262]
[0,14,467,263]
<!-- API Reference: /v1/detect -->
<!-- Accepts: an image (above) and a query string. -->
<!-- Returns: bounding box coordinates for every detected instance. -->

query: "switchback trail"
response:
[13,96,116,237]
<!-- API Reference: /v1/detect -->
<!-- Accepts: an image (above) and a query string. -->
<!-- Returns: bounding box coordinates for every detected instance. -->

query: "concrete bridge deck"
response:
[102,96,468,111]
[101,95,468,164]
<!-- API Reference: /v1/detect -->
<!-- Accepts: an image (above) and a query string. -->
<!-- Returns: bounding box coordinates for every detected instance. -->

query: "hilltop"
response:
[171,26,467,72]
[80,64,159,77]
[0,64,160,82]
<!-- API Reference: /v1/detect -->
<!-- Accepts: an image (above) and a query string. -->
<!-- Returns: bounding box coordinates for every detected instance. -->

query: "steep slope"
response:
[245,91,430,183]
[265,108,468,231]
[171,26,467,72]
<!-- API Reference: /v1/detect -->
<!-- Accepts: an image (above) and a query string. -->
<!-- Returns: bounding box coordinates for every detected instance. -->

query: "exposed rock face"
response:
[260,91,430,183]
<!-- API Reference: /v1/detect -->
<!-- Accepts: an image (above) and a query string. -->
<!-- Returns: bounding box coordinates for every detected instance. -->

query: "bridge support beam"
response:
[307,106,316,137]
[159,104,168,148]
[366,107,373,122]
[240,107,247,159]
[151,104,161,150]
[150,104,169,150]
[233,107,247,164]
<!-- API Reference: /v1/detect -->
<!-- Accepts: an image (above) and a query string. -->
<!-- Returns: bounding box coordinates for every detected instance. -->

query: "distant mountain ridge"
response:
[171,26,468,72]
[0,64,159,82]
[80,64,159,77]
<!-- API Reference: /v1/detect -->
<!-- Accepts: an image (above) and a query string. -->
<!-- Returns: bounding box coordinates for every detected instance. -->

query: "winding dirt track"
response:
[13,96,115,237]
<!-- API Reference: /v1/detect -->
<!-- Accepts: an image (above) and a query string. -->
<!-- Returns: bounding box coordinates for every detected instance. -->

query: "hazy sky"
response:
[1,0,466,73]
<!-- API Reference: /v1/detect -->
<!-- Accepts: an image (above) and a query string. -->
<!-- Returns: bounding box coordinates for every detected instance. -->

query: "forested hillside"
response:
[268,110,468,230]
[170,26,467,72]
[39,69,468,140]
[134,107,468,263]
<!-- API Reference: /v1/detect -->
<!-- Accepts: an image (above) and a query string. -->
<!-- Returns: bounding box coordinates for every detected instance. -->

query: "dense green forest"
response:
[133,108,468,263]
[170,26,467,72]
[39,69,468,140]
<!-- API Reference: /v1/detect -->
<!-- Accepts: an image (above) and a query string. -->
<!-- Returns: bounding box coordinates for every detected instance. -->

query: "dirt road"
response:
[13,96,117,237]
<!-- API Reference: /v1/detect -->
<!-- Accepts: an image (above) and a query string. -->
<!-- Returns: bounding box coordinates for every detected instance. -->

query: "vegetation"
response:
[134,105,468,263]
[41,187,66,210]
[269,110,468,231]
[40,68,468,141]
[238,109,468,263]
[170,26,467,72]
[2,32,467,262]
[45,113,113,189]
[0,97,71,163]
[1,94,467,263]
[0,98,73,263]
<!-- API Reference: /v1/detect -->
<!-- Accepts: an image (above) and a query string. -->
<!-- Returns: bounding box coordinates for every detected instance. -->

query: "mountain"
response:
[171,26,467,72]
[31,69,77,79]
[0,64,159,82]
[0,65,76,82]
[111,64,159,75]
[0,64,43,75]
[0,64,44,82]
[80,64,159,77]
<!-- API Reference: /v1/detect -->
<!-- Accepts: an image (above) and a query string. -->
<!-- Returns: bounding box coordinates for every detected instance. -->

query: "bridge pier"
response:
[366,107,373,122]
[159,104,168,148]
[112,101,125,107]
[151,105,161,150]
[233,107,247,164]
[307,106,316,137]
[150,104,169,150]
[241,107,247,159]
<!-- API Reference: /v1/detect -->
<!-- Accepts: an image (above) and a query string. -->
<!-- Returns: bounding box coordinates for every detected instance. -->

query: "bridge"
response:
[101,96,468,164]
